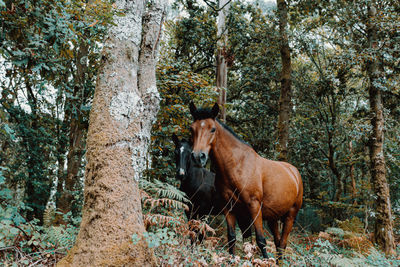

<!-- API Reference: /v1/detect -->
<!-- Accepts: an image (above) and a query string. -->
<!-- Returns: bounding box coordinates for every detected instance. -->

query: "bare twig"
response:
[202,0,232,12]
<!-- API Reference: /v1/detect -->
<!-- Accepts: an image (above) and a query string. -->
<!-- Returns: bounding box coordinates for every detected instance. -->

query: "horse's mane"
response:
[192,107,250,147]
[217,119,251,147]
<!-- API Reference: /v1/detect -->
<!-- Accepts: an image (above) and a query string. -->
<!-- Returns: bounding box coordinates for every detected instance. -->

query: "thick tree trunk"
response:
[216,0,229,122]
[366,5,396,256]
[276,0,292,162]
[57,0,166,266]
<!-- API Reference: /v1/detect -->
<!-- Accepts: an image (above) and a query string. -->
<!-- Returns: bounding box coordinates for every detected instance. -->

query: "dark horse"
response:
[172,134,252,241]
[189,102,303,258]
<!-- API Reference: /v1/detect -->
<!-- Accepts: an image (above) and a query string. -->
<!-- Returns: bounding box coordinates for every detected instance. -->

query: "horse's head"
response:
[189,102,219,167]
[172,133,192,180]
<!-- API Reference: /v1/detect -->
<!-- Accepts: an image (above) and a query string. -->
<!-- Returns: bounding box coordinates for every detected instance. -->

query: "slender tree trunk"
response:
[56,117,85,218]
[329,139,342,202]
[216,0,229,122]
[56,154,65,204]
[56,42,89,222]
[25,77,51,222]
[366,5,396,256]
[276,0,292,161]
[349,141,357,204]
[306,168,319,199]
[57,0,167,266]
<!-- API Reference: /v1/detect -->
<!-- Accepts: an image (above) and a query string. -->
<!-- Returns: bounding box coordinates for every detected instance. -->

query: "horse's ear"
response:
[211,103,219,119]
[172,133,179,146]
[189,102,197,119]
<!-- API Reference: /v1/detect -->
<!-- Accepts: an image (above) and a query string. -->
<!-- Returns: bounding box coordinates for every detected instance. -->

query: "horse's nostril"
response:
[200,153,206,160]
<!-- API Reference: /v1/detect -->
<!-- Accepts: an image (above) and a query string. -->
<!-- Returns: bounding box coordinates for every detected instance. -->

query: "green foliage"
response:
[226,1,281,156]
[285,237,400,267]
[0,0,114,221]
[171,0,217,76]
[1,203,78,265]
[143,228,179,248]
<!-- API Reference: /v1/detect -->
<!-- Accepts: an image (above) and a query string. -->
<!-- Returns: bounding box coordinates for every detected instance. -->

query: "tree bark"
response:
[276,0,292,162]
[329,136,342,202]
[56,115,86,220]
[216,0,230,122]
[349,141,357,204]
[57,0,167,266]
[366,5,396,256]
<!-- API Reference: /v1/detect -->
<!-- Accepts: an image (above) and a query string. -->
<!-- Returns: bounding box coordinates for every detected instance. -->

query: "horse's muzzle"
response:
[191,151,208,167]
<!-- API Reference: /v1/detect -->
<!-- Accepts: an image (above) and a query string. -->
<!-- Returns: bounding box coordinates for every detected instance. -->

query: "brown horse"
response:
[189,102,303,259]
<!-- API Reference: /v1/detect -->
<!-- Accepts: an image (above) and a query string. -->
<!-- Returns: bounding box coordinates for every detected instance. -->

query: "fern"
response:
[139,179,191,234]
[143,198,189,212]
[43,205,55,227]
[43,225,78,249]
[140,179,190,204]
[144,214,185,228]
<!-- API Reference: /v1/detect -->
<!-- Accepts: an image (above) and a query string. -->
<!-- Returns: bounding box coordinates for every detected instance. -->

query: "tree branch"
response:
[202,0,232,12]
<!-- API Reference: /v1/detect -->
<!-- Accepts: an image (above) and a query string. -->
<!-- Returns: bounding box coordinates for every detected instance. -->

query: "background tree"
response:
[366,3,395,255]
[216,0,230,121]
[290,0,399,252]
[57,0,167,265]
[276,0,292,161]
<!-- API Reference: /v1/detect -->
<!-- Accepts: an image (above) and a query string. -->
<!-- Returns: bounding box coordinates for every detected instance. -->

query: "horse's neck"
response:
[211,122,244,172]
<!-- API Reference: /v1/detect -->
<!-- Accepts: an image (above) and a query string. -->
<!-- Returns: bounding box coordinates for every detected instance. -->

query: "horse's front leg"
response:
[225,211,237,255]
[248,200,268,258]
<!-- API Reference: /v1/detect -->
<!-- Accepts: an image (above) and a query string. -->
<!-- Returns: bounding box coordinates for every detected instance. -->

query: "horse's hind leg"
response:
[268,219,281,249]
[278,208,297,257]
[225,212,237,255]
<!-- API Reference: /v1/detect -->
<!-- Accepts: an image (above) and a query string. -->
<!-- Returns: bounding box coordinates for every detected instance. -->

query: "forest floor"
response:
[148,224,400,266]
[1,216,400,266]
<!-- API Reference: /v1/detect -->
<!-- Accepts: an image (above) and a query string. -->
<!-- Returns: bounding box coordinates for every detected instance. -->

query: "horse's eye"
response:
[211,128,216,133]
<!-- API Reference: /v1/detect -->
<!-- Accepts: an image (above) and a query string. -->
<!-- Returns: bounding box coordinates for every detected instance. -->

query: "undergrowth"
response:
[1,174,399,266]
[136,179,400,266]
[0,167,79,266]
[0,208,79,266]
